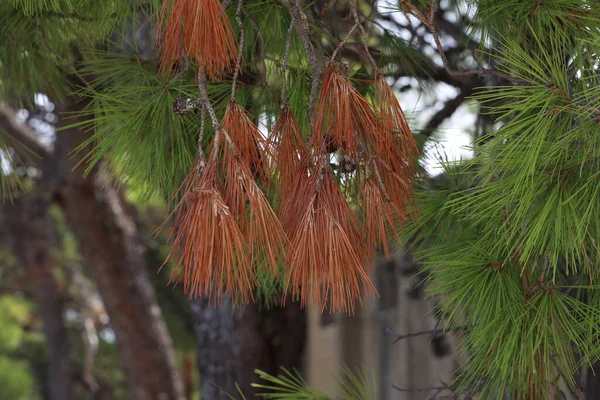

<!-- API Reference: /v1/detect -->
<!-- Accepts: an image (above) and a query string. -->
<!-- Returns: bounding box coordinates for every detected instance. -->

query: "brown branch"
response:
[420,84,475,137]
[197,67,238,160]
[197,68,222,130]
[280,14,296,106]
[230,0,245,100]
[401,0,523,84]
[433,9,479,51]
[391,381,456,399]
[197,67,223,162]
[289,0,323,123]
[197,104,207,168]
[0,103,53,165]
[386,325,467,345]
[242,8,267,84]
[349,0,378,72]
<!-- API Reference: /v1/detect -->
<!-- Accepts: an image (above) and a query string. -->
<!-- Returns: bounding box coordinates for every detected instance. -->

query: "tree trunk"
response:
[52,97,186,400]
[189,297,307,399]
[0,106,76,400]
[585,363,599,399]
[0,195,76,400]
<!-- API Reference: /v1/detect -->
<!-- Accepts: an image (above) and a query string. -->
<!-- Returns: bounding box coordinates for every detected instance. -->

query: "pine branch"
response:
[400,0,524,85]
[197,68,221,131]
[349,0,378,71]
[386,325,467,345]
[196,67,239,160]
[42,3,154,22]
[242,8,266,84]
[37,27,92,89]
[230,0,245,100]
[330,22,360,62]
[288,0,323,122]
[280,15,295,106]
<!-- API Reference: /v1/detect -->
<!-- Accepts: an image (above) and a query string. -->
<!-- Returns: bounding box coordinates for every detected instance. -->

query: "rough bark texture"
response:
[189,297,307,399]
[0,196,76,400]
[0,106,75,400]
[1,97,185,400]
[52,97,186,400]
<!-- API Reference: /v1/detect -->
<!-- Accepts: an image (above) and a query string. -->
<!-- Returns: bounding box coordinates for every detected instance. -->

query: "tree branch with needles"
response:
[288,0,324,122]
[400,0,523,84]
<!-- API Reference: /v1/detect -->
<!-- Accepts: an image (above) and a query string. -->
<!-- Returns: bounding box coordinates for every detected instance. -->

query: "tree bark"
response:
[0,195,76,400]
[189,297,307,399]
[51,97,186,400]
[0,108,75,400]
[1,97,186,399]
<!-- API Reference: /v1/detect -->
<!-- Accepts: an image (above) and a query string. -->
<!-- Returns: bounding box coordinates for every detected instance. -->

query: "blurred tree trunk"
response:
[0,99,186,400]
[0,106,76,400]
[52,96,186,400]
[189,297,307,399]
[189,51,308,398]
[0,196,76,400]
[585,363,600,398]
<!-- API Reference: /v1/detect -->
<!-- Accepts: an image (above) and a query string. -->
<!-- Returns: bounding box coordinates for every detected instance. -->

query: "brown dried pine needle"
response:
[157,0,237,78]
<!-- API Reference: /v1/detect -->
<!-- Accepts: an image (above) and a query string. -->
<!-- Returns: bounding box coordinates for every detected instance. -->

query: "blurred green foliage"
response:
[0,195,198,399]
[0,295,41,400]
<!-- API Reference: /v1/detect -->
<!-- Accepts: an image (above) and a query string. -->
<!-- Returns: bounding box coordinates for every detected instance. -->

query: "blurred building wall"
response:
[305,247,460,400]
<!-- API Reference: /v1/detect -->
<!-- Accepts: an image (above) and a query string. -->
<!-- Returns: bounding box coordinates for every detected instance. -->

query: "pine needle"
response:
[157,0,237,78]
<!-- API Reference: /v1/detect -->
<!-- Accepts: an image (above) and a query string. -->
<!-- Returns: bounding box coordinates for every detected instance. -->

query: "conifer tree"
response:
[4,0,600,399]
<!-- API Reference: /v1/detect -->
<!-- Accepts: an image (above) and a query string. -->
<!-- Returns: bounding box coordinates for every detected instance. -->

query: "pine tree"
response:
[402,1,600,398]
[4,0,600,399]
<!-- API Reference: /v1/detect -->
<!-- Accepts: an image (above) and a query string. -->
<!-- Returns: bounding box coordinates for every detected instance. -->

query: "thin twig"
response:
[38,27,92,88]
[197,104,207,169]
[387,326,466,345]
[539,257,549,281]
[400,0,520,84]
[349,0,379,72]
[242,9,267,84]
[280,14,296,107]
[197,67,221,129]
[351,129,391,200]
[242,9,265,58]
[392,383,450,393]
[525,258,550,298]
[428,386,450,400]
[231,0,245,100]
[289,0,323,123]
[197,67,240,161]
[431,318,442,339]
[330,22,360,62]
